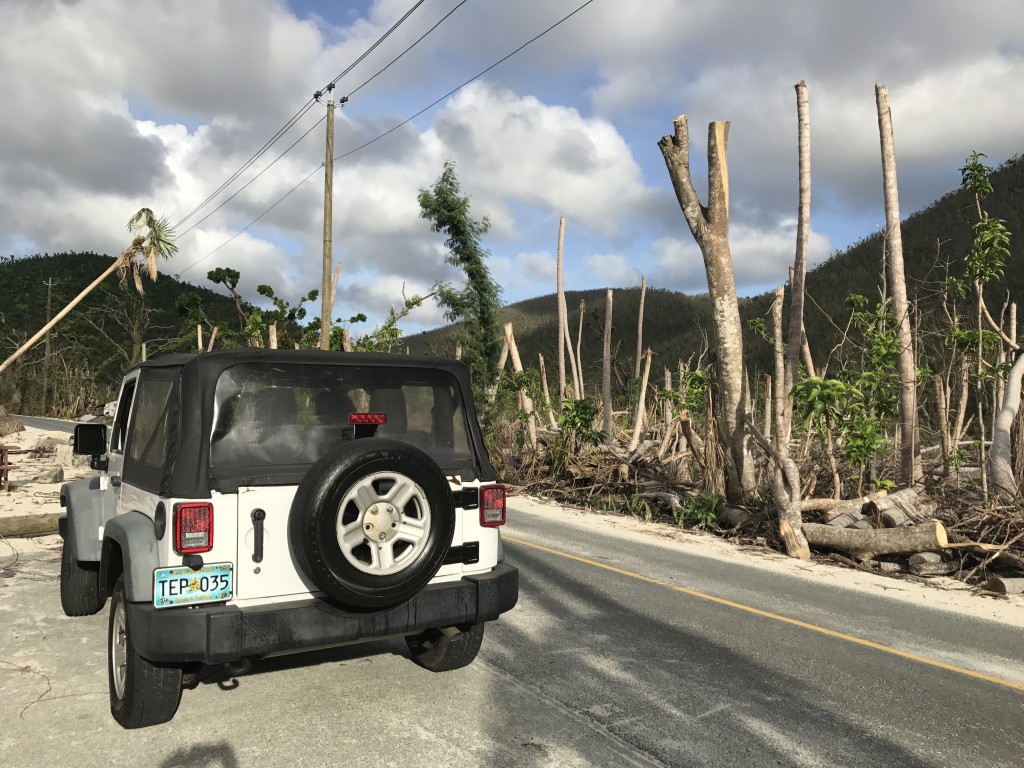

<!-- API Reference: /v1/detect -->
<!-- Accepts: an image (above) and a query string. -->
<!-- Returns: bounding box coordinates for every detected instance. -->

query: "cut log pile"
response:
[794,487,1023,584]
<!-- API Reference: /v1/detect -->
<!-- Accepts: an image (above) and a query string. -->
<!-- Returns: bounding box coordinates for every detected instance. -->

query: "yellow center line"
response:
[504,535,1024,694]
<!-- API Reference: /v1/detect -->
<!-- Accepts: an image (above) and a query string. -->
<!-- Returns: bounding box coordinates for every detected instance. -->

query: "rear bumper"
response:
[126,563,518,665]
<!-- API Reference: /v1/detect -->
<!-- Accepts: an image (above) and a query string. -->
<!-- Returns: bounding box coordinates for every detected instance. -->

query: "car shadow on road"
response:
[478,544,1024,768]
[158,740,239,768]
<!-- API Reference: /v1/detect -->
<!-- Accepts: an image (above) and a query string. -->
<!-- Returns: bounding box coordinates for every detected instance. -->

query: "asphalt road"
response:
[1,500,1021,767]
[12,415,78,433]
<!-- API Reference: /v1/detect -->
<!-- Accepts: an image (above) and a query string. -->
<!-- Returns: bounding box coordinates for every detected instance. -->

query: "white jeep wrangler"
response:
[59,349,518,728]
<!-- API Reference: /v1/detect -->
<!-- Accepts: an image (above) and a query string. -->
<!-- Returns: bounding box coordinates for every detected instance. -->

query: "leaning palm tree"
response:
[0,208,177,375]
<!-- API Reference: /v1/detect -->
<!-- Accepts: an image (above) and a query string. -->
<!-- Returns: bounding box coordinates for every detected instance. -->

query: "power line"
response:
[172,0,431,238]
[173,99,317,230]
[175,0,597,278]
[334,0,598,163]
[319,0,427,93]
[176,113,326,240]
[177,164,324,277]
[345,0,469,100]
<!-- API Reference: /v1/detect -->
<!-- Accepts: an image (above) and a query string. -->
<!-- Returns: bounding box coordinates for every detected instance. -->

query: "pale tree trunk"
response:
[556,216,580,399]
[634,276,647,379]
[602,289,614,445]
[659,115,755,501]
[487,339,509,402]
[875,84,922,487]
[538,353,558,430]
[628,348,653,452]
[990,351,1024,500]
[504,323,537,449]
[575,299,585,398]
[770,80,814,560]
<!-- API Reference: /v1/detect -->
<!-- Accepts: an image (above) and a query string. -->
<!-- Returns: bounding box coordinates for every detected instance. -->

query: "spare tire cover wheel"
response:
[289,440,455,610]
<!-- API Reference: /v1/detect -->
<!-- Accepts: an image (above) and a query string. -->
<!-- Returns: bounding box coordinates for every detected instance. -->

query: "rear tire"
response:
[108,576,182,729]
[59,538,104,616]
[405,623,485,672]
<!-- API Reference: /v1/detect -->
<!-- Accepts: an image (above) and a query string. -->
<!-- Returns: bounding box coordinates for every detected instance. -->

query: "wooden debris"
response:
[802,520,948,557]
[864,488,936,525]
[981,577,1024,595]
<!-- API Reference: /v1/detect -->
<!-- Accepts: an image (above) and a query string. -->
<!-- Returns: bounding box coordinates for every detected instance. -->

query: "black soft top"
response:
[131,349,497,497]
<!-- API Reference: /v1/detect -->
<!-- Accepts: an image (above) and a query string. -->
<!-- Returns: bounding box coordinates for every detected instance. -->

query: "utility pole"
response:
[316,85,347,350]
[41,278,55,415]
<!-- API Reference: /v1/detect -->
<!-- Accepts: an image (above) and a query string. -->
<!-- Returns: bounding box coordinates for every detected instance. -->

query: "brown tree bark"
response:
[659,116,754,501]
[875,84,922,487]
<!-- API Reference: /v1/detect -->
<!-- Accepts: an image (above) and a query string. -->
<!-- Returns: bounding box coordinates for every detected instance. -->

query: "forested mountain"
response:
[409,154,1024,384]
[0,252,241,412]
[2,155,1022,413]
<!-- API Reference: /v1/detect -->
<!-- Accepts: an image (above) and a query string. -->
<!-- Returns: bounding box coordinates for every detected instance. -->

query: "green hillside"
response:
[410,154,1024,385]
[0,252,242,411]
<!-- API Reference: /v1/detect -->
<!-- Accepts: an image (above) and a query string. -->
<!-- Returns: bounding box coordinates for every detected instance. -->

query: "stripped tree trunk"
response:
[634,276,647,379]
[576,299,586,398]
[602,289,614,445]
[556,216,580,399]
[875,84,922,487]
[990,351,1024,500]
[504,323,537,449]
[628,349,653,452]
[659,116,755,501]
[486,339,509,402]
[538,353,558,430]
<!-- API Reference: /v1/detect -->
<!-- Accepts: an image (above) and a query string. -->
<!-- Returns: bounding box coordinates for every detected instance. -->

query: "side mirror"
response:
[73,423,108,456]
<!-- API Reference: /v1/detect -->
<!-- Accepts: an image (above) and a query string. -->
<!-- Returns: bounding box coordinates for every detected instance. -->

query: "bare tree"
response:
[659,116,755,501]
[602,289,614,445]
[875,84,922,487]
[634,276,647,379]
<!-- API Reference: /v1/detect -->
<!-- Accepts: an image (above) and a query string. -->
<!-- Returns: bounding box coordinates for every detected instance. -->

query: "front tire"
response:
[405,623,485,672]
[108,576,182,728]
[59,539,104,616]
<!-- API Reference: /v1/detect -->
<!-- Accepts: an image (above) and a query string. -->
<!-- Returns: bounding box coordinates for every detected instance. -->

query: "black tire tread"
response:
[109,577,182,729]
[406,623,485,672]
[60,539,104,616]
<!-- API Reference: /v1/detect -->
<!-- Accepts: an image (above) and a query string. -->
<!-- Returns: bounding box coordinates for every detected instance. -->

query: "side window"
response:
[110,379,137,454]
[126,379,173,469]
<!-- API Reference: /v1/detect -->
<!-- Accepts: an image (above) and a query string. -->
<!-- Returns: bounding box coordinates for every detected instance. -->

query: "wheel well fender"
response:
[60,476,115,563]
[102,511,159,603]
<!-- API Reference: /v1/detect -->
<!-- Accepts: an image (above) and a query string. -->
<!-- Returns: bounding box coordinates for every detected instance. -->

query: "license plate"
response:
[153,563,233,608]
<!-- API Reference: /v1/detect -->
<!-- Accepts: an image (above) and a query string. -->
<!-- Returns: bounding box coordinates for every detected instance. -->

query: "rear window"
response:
[209,362,474,471]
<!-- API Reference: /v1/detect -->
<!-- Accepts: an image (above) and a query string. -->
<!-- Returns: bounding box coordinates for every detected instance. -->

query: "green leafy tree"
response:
[418,161,502,394]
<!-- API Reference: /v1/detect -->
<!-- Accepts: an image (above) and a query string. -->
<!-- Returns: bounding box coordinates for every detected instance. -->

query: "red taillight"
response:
[480,485,506,527]
[349,412,388,425]
[174,502,213,554]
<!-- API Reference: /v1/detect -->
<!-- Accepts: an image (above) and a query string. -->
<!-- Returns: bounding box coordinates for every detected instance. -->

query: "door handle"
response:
[251,508,266,563]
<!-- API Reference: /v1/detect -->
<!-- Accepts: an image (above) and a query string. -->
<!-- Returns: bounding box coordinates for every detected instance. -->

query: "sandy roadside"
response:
[1,425,1021,624]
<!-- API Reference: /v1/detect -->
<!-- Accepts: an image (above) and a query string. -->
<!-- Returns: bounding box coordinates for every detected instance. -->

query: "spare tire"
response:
[289,439,454,610]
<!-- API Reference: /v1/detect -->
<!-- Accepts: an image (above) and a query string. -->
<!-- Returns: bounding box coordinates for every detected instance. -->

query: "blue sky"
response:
[2,0,1022,337]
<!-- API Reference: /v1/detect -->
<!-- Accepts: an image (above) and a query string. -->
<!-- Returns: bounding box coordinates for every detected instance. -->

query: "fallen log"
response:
[864,488,937,525]
[802,520,948,557]
[826,511,864,528]
[800,491,887,515]
[0,512,62,537]
[981,577,1024,595]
